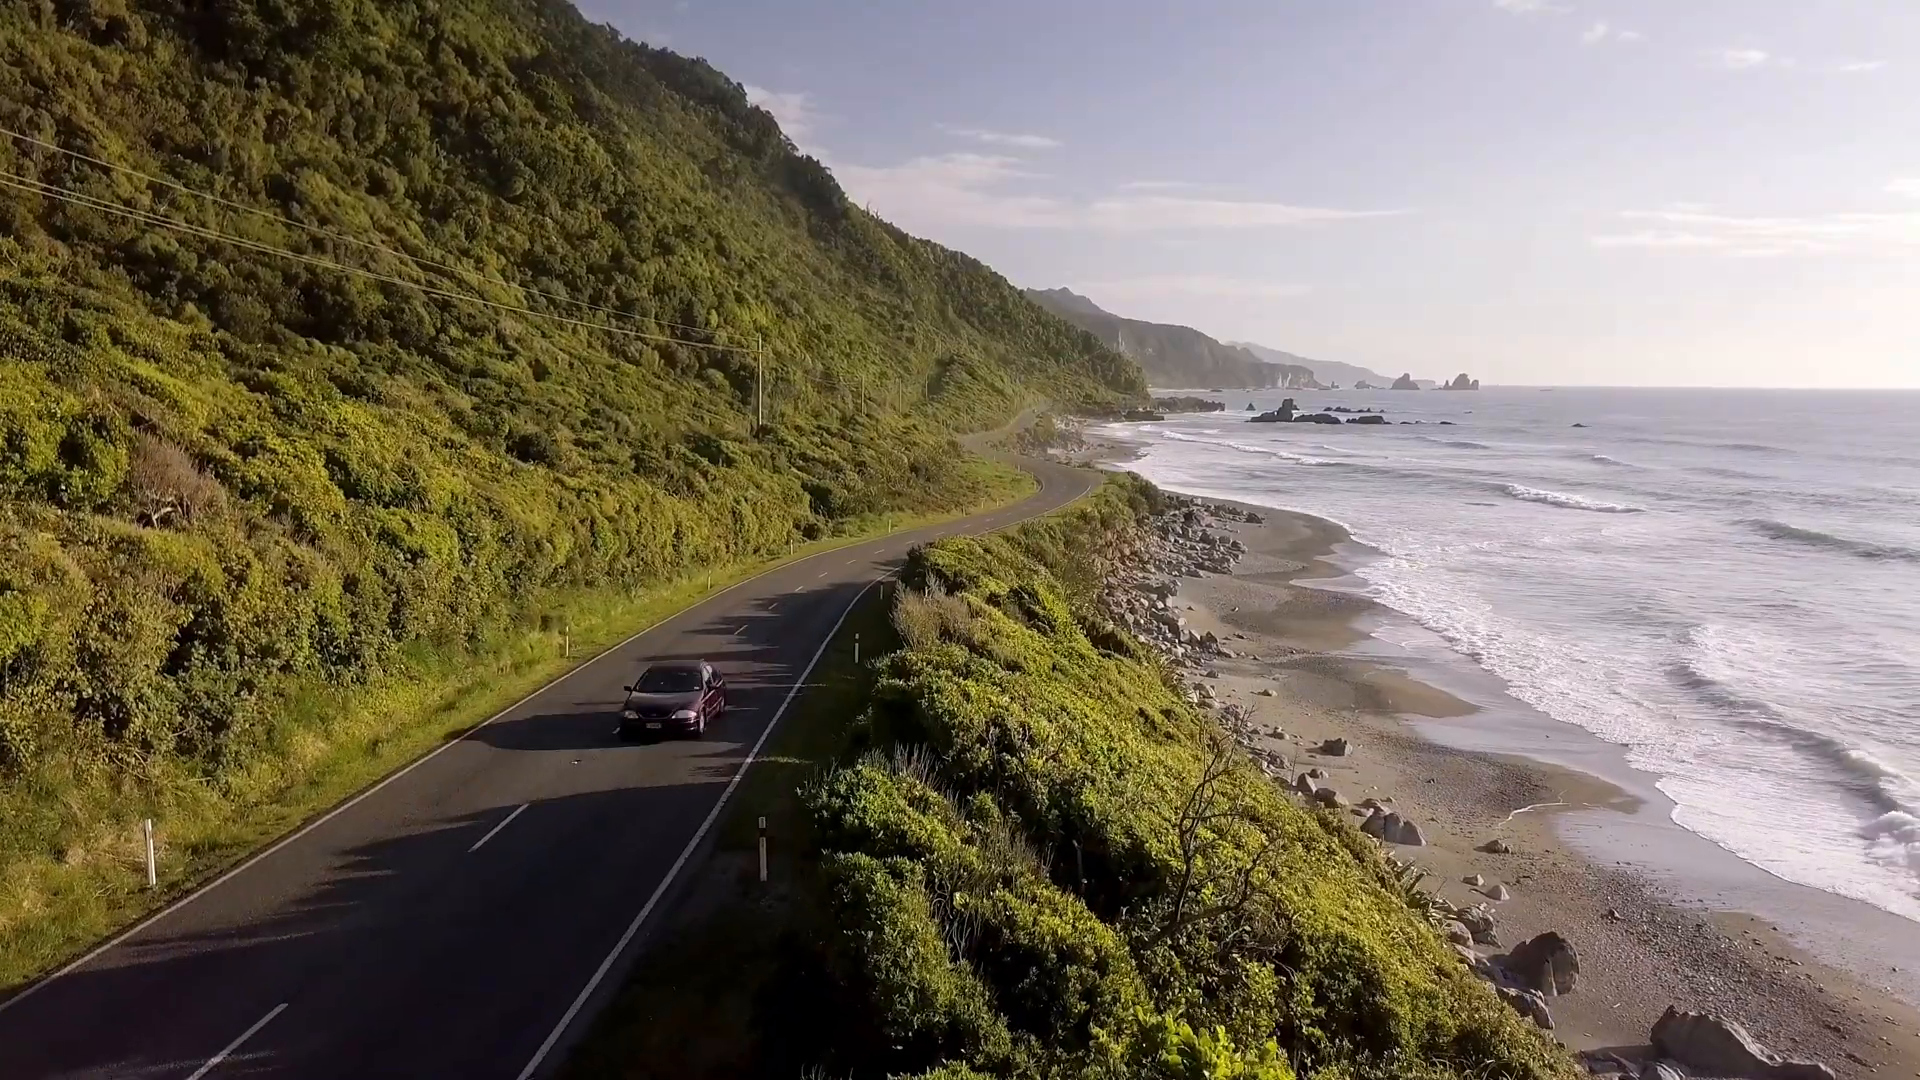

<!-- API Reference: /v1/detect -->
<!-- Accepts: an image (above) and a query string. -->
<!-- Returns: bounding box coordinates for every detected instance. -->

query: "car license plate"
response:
[647,722,663,729]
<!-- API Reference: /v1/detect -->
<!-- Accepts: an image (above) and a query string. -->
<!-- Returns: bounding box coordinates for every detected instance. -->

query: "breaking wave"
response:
[1498,484,1646,514]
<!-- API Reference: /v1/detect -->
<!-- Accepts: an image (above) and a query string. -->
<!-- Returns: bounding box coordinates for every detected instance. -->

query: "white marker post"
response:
[757,816,768,883]
[143,818,157,889]
[853,633,860,665]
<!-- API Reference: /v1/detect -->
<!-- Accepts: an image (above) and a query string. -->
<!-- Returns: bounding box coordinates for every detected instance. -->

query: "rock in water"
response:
[1649,1007,1835,1080]
[1505,931,1579,996]
[1318,737,1354,756]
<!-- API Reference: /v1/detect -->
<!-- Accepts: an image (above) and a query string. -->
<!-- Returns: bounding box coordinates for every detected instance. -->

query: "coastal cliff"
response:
[805,475,1577,1079]
[1026,288,1321,389]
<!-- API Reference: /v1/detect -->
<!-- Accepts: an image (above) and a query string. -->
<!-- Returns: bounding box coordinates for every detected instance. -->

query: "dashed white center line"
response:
[816,571,828,578]
[186,1002,287,1080]
[734,624,749,636]
[468,803,530,853]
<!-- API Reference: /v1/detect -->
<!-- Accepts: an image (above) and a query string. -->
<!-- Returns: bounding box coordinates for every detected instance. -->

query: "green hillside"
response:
[0,0,1140,977]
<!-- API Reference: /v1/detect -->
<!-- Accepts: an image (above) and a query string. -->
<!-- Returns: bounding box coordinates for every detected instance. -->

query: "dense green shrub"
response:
[0,0,1143,957]
[805,476,1576,1080]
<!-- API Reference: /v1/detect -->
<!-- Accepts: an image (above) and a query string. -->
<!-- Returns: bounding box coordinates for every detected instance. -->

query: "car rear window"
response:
[635,666,703,693]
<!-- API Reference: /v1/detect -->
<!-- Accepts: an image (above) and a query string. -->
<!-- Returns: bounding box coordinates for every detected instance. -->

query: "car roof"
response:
[646,661,706,672]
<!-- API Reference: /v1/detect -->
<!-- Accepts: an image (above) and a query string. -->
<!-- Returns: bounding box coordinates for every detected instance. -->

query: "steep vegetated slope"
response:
[0,0,1140,971]
[803,475,1575,1080]
[1026,288,1317,389]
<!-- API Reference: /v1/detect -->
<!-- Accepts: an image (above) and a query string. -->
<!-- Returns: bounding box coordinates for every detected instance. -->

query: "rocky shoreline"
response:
[1089,491,1919,1080]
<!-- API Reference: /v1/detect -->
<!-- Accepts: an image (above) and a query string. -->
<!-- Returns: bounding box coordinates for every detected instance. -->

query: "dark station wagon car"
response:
[619,660,726,739]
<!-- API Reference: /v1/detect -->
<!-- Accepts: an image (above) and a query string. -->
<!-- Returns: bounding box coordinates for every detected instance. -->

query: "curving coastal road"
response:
[0,452,1099,1080]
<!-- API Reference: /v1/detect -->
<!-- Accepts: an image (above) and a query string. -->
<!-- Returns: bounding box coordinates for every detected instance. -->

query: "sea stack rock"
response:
[1391,373,1419,390]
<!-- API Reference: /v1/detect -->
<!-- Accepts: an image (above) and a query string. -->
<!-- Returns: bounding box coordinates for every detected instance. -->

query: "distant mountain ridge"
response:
[1227,342,1424,389]
[1025,288,1318,389]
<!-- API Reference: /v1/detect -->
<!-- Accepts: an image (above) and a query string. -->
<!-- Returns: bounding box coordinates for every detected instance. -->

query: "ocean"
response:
[1098,387,1920,925]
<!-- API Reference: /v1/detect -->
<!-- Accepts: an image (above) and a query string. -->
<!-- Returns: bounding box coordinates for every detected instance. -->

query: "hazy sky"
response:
[578,1,1920,388]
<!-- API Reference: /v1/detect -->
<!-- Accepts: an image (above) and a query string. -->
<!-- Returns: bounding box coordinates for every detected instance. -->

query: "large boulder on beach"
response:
[1503,931,1578,996]
[1496,985,1554,1031]
[1361,807,1389,838]
[1318,737,1353,757]
[1650,1008,1835,1080]
[1394,818,1429,846]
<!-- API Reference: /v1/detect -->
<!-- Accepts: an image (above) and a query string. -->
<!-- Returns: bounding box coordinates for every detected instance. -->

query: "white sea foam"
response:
[1112,388,1920,926]
[1499,484,1646,514]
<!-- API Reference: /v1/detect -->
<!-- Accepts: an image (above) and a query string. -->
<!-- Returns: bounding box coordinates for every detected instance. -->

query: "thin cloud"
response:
[830,152,1404,234]
[832,153,1069,228]
[1714,48,1772,70]
[1493,0,1569,14]
[1594,207,1920,257]
[1083,195,1403,232]
[1074,276,1313,301]
[1887,178,1920,199]
[1583,22,1643,46]
[1119,180,1208,192]
[1835,59,1887,73]
[744,84,824,144]
[936,124,1063,149]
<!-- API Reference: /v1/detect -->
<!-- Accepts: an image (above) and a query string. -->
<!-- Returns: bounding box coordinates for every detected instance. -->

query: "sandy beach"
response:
[1076,429,1920,1078]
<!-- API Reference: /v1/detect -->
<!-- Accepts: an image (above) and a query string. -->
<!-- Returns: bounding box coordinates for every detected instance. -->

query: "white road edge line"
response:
[184,1002,288,1080]
[513,574,890,1080]
[510,475,1085,1079]
[468,803,531,853]
[512,472,1085,1078]
[0,529,904,1016]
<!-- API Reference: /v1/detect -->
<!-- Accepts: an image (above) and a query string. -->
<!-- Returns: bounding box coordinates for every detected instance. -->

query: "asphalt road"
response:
[0,452,1100,1080]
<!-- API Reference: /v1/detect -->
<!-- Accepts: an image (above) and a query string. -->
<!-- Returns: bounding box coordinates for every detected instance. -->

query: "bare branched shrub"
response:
[1152,732,1287,959]
[127,434,225,528]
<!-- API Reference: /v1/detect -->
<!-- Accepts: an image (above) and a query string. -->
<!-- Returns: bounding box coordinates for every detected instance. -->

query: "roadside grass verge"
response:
[558,579,901,1080]
[0,458,1031,997]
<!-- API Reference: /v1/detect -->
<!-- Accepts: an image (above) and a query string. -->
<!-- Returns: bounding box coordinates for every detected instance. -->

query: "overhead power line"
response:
[0,136,890,414]
[0,126,757,351]
[0,168,761,358]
